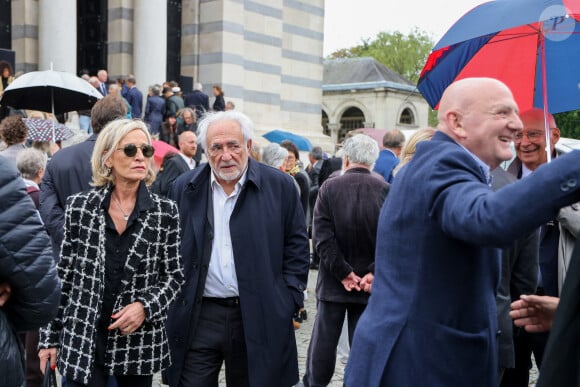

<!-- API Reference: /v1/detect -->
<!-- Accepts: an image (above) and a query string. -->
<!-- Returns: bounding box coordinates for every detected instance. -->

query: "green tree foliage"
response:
[555,111,580,139]
[328,28,434,84]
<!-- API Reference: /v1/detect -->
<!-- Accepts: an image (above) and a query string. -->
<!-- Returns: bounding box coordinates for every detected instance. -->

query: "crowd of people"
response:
[2,74,580,387]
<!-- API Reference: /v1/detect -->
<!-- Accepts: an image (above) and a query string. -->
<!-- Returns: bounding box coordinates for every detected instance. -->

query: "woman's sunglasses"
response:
[116,143,155,158]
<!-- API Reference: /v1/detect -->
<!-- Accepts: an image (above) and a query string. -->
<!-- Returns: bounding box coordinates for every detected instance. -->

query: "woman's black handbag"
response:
[42,358,58,387]
[0,309,24,387]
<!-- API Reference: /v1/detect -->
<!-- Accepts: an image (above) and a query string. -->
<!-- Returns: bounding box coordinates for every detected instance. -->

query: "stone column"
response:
[38,0,76,73]
[133,0,166,99]
[108,0,134,81]
[11,0,39,73]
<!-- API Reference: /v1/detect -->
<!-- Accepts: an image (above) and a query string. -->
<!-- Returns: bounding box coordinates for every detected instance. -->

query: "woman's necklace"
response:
[112,196,131,221]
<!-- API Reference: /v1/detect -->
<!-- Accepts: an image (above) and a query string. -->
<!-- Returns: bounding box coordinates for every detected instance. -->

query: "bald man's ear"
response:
[551,127,561,146]
[445,110,467,139]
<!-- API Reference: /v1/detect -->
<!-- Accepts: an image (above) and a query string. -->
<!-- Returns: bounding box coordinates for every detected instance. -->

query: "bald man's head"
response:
[437,78,523,169]
[515,108,560,171]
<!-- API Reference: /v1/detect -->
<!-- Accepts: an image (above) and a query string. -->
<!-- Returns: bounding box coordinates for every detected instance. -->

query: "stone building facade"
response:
[322,57,430,146]
[0,0,324,136]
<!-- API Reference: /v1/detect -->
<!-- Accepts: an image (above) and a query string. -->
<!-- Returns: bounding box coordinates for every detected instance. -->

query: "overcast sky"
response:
[323,0,487,55]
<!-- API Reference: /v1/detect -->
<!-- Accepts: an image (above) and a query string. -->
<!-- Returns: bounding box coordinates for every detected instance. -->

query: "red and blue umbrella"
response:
[418,0,580,115]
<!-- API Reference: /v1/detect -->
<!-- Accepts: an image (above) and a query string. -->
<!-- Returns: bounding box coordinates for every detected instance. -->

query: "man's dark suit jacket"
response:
[165,160,309,387]
[144,95,166,134]
[126,86,143,118]
[40,134,97,260]
[491,167,539,370]
[313,167,388,304]
[151,154,191,197]
[319,156,342,187]
[184,90,209,119]
[346,131,580,387]
[537,238,580,387]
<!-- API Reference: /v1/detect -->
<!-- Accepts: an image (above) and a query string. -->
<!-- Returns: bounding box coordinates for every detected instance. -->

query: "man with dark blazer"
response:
[502,108,580,387]
[491,167,539,381]
[184,82,210,120]
[302,134,388,386]
[40,95,127,260]
[125,76,143,118]
[151,131,198,197]
[165,111,309,387]
[345,78,580,387]
[510,239,580,387]
[373,129,404,183]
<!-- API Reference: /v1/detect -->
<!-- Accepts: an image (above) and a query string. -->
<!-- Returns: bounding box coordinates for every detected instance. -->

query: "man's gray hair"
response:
[194,82,203,91]
[16,148,47,180]
[262,143,289,169]
[343,134,380,166]
[197,111,255,150]
[309,146,323,160]
[382,129,406,148]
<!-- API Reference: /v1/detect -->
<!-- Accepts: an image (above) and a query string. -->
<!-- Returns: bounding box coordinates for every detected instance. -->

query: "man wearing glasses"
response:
[166,111,310,387]
[502,108,580,387]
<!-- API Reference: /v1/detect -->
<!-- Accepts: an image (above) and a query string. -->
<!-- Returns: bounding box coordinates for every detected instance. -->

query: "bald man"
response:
[502,108,580,386]
[344,78,580,387]
[151,131,198,197]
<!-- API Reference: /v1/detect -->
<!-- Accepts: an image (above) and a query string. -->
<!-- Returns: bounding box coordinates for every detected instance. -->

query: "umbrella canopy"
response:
[348,128,387,149]
[152,140,180,169]
[417,0,580,114]
[23,118,75,142]
[263,129,313,151]
[0,69,103,114]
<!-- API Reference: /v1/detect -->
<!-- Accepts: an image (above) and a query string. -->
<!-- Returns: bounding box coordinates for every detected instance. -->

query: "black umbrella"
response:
[0,69,102,114]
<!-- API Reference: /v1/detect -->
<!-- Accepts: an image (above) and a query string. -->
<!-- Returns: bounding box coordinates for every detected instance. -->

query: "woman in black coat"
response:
[38,119,184,387]
[212,85,226,112]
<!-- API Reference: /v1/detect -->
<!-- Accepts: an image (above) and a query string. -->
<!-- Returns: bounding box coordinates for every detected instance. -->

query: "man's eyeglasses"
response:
[514,131,544,143]
[208,142,243,157]
[116,143,155,158]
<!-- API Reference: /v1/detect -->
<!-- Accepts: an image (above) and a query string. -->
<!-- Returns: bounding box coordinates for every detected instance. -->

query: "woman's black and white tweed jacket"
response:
[39,184,184,384]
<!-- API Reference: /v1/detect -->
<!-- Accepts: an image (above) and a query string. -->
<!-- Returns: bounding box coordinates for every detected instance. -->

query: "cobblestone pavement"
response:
[153,269,538,387]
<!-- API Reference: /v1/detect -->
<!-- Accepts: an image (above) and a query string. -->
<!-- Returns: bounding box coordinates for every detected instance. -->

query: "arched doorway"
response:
[338,107,365,142]
[399,107,415,125]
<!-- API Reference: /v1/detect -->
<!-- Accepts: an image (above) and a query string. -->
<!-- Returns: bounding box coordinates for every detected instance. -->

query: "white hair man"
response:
[303,134,389,386]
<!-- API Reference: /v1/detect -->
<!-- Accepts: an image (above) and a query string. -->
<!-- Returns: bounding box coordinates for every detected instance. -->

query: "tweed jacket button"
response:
[568,178,577,187]
[561,182,570,191]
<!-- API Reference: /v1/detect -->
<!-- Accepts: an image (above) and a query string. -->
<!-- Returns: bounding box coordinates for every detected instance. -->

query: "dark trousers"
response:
[179,298,249,387]
[65,363,152,387]
[25,330,43,387]
[500,328,549,387]
[303,300,366,387]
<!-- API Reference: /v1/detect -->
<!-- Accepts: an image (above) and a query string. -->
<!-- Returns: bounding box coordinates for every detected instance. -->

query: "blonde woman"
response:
[393,127,436,176]
[39,119,184,387]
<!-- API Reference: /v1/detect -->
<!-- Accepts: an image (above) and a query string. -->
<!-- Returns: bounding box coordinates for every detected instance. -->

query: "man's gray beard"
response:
[210,161,247,182]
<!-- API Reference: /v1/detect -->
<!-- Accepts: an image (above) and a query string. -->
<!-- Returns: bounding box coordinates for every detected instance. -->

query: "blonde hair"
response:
[393,127,436,175]
[91,119,155,187]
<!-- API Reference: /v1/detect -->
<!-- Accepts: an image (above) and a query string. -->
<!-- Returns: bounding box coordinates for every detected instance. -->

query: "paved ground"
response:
[153,268,538,386]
